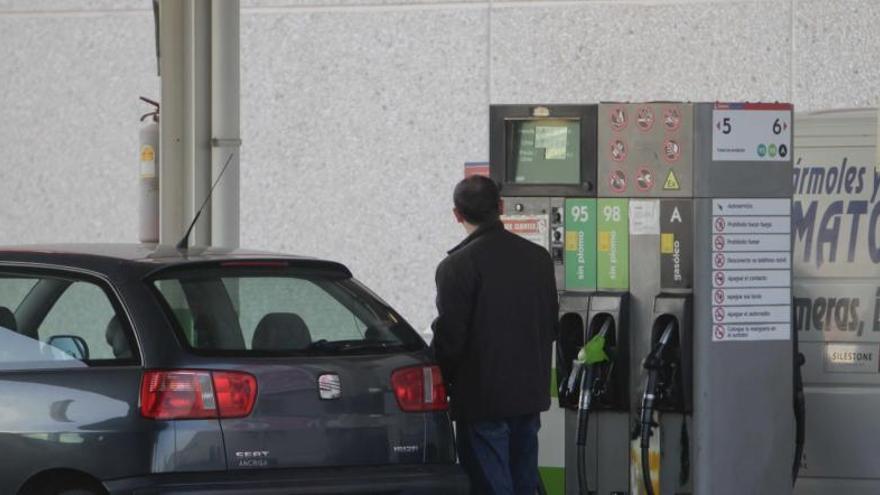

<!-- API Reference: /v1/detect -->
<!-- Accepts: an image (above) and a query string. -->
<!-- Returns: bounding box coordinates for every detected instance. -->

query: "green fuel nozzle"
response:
[575,318,614,495]
[579,319,611,366]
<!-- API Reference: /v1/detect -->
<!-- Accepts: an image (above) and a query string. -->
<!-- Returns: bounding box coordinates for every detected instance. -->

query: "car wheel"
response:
[56,488,101,495]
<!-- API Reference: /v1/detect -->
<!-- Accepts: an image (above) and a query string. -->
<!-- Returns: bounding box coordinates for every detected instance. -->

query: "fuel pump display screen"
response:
[510,119,580,184]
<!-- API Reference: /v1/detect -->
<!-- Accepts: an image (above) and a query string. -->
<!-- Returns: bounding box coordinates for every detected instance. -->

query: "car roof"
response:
[0,243,351,277]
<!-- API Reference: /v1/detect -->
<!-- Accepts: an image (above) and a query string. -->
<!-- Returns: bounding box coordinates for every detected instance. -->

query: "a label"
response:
[501,214,549,249]
[140,145,156,179]
[564,199,597,291]
[714,323,791,342]
[597,199,629,290]
[713,270,791,288]
[713,252,790,271]
[824,343,880,373]
[714,305,791,325]
[714,216,789,234]
[629,200,660,236]
[712,198,792,342]
[712,103,792,162]
[713,287,791,306]
[714,198,791,215]
[661,200,693,289]
[712,233,791,252]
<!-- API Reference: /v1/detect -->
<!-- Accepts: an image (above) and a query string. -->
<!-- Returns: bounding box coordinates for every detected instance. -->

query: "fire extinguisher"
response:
[139,97,160,244]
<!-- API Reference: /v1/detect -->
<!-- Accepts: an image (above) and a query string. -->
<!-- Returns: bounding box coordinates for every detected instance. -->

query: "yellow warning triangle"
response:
[663,170,680,190]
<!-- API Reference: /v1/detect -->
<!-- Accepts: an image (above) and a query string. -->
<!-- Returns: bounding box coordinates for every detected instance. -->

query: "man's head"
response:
[452,176,502,231]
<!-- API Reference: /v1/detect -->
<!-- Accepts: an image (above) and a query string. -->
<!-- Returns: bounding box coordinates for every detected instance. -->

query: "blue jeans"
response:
[456,414,541,495]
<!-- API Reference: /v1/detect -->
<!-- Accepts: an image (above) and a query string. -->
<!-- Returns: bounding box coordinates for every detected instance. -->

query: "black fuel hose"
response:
[576,364,596,495]
[639,368,659,495]
[639,321,676,495]
[575,319,611,495]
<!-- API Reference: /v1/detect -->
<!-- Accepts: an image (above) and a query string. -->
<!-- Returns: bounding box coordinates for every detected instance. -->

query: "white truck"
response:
[793,108,880,494]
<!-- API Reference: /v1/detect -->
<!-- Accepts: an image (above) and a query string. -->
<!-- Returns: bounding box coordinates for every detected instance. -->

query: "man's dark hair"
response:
[453,176,501,225]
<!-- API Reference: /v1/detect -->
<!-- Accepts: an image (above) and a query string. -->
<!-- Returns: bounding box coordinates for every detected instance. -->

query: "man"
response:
[432,175,558,495]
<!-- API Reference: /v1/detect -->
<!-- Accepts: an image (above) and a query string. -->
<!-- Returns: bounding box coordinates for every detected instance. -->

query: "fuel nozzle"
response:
[639,320,677,495]
[575,318,613,495]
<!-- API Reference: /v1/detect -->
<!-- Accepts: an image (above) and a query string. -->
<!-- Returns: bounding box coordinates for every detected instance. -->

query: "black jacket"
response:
[431,220,558,421]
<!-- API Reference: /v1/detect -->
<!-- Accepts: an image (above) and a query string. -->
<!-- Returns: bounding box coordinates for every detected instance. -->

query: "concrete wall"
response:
[0,0,877,332]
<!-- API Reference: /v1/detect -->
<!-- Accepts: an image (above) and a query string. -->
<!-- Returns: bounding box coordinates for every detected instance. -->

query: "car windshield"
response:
[150,266,424,355]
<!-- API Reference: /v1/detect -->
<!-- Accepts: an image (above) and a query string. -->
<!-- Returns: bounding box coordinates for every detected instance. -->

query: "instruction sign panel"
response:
[629,200,660,236]
[597,199,629,290]
[564,198,597,291]
[661,200,693,289]
[501,214,549,250]
[711,198,792,342]
[712,102,792,162]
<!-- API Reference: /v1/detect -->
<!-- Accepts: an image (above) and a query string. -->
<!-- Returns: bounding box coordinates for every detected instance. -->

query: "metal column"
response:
[157,0,240,248]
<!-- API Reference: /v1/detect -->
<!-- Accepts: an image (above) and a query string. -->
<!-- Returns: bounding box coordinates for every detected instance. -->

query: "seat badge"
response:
[318,373,342,400]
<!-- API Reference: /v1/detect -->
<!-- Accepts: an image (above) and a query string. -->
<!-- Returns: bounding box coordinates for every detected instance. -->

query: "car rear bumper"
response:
[103,464,470,495]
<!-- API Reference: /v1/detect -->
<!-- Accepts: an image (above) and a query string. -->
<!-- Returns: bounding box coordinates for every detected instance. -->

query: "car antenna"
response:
[176,153,235,250]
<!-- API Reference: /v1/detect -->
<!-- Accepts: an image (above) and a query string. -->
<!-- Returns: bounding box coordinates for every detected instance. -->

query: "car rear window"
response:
[150,266,424,355]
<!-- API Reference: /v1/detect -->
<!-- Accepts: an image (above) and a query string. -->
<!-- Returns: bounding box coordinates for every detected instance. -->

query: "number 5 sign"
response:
[712,103,792,162]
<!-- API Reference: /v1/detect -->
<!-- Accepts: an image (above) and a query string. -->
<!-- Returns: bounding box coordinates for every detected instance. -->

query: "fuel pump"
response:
[488,101,796,495]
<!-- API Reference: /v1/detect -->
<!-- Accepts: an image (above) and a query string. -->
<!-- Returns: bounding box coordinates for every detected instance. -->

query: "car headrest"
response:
[105,315,133,359]
[0,307,17,332]
[252,313,312,351]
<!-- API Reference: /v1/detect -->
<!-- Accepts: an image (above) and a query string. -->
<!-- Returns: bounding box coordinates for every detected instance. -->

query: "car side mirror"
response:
[47,335,90,361]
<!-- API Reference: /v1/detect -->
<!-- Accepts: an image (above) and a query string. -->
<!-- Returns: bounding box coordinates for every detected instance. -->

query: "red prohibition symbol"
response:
[714,253,726,268]
[609,106,627,131]
[609,139,627,162]
[609,170,627,193]
[636,105,655,132]
[714,235,725,251]
[662,139,681,163]
[663,107,682,132]
[715,217,726,232]
[714,307,725,322]
[636,167,654,191]
[714,271,725,286]
[714,289,725,305]
[714,325,726,340]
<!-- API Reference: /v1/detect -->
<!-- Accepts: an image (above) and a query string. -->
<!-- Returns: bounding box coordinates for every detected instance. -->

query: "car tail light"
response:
[391,365,448,412]
[212,371,258,418]
[141,370,257,420]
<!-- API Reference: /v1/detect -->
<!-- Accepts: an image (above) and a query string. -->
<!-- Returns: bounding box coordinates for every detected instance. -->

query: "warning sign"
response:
[663,170,680,190]
[661,200,692,289]
[710,198,791,342]
[501,214,549,250]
